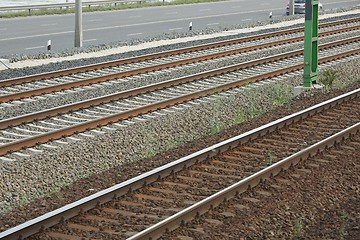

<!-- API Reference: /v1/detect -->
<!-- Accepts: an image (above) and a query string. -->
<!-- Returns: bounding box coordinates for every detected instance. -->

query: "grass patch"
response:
[270,83,292,106]
[246,102,264,119]
[0,0,224,18]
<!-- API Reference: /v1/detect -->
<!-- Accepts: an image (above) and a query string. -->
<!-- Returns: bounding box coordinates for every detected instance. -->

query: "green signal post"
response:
[303,0,319,87]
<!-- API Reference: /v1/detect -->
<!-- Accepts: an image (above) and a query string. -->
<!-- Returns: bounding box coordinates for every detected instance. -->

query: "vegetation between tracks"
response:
[0,0,224,18]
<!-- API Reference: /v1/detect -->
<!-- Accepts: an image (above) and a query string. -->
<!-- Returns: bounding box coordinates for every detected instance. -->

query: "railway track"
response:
[161,130,360,239]
[0,35,359,158]
[0,17,359,104]
[1,88,359,239]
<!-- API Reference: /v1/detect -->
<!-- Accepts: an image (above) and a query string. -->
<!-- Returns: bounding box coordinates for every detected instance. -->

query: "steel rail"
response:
[0,45,359,155]
[2,26,359,104]
[1,26,359,104]
[1,88,359,240]
[129,122,360,239]
[0,17,358,89]
[0,36,359,131]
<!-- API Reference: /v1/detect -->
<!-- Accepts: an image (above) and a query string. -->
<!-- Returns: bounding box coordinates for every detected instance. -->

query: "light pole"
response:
[289,0,294,15]
[75,0,83,47]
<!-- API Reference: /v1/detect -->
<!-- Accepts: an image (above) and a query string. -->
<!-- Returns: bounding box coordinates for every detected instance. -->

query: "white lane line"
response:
[260,3,270,6]
[40,23,57,27]
[83,38,97,42]
[200,9,211,12]
[0,7,284,42]
[207,23,219,26]
[241,18,252,21]
[169,27,183,31]
[127,32,142,36]
[88,19,103,22]
[129,15,142,18]
[25,46,44,50]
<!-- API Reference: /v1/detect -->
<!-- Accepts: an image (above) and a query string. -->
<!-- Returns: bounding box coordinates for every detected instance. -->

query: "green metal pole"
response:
[303,0,319,87]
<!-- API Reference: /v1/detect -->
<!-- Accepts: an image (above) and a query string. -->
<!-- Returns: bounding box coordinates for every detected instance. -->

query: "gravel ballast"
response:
[0,57,359,229]
[0,8,359,237]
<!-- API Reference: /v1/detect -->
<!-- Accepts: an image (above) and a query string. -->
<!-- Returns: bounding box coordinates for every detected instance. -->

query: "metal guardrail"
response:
[0,0,162,13]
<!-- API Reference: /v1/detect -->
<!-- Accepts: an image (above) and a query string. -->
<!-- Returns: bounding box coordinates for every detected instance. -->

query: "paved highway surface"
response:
[0,0,358,57]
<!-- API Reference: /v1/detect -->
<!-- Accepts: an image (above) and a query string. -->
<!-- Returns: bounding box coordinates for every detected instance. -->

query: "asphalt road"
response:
[0,0,358,57]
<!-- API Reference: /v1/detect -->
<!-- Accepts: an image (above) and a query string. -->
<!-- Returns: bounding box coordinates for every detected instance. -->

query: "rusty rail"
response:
[1,25,359,103]
[0,42,359,156]
[0,88,358,240]
[0,36,359,131]
[129,122,360,239]
[0,17,358,91]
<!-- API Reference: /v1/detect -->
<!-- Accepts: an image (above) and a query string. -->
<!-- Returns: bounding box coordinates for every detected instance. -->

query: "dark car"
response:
[286,0,323,15]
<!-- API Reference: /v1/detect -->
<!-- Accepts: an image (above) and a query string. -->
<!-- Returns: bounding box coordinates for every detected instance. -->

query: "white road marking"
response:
[207,23,219,26]
[260,3,270,6]
[40,23,57,27]
[25,46,45,50]
[88,19,103,22]
[169,27,183,31]
[200,9,211,12]
[0,7,285,42]
[83,38,97,42]
[241,18,252,21]
[127,32,143,36]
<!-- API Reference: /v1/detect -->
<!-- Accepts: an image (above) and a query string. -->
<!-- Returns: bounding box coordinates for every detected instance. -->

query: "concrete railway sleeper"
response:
[0,44,359,156]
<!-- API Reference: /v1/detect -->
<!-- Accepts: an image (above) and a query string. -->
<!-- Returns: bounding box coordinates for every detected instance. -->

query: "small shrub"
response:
[319,69,337,89]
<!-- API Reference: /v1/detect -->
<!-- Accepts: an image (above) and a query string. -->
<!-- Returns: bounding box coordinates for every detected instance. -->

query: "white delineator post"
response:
[189,22,193,31]
[75,0,83,47]
[47,40,51,51]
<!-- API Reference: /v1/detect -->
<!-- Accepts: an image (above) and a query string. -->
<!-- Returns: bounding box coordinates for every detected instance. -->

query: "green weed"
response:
[271,84,292,106]
[142,128,159,158]
[293,217,303,237]
[246,103,263,119]
[233,110,245,125]
[319,69,337,89]
[267,149,273,166]
[339,211,347,240]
